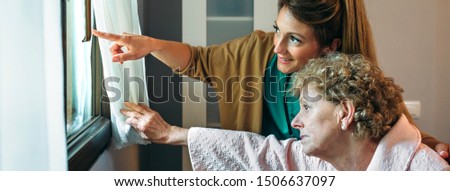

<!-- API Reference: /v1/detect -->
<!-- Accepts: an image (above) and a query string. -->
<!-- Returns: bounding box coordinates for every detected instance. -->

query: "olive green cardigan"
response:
[176,30,273,133]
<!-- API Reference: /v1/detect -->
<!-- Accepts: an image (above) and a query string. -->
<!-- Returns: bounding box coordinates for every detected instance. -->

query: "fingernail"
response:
[112,57,120,62]
[440,151,447,156]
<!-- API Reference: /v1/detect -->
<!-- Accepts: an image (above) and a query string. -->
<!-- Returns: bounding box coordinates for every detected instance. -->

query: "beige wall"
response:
[435,0,450,142]
[366,0,450,142]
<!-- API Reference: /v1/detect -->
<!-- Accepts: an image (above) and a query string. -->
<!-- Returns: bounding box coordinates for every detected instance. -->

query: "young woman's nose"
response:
[273,36,287,55]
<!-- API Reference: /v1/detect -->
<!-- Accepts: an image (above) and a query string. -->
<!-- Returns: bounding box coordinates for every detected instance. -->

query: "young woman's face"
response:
[291,87,343,158]
[274,6,323,74]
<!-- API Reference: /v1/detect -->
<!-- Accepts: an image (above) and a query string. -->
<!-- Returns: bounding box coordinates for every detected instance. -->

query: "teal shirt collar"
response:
[261,55,300,139]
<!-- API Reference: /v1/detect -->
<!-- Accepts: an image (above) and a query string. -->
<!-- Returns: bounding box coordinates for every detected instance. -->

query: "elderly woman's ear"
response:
[338,100,355,131]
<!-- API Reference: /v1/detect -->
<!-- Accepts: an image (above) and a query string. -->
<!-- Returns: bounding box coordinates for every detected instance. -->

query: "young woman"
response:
[93,0,449,161]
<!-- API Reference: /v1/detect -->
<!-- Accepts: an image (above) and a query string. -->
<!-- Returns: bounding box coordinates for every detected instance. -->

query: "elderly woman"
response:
[121,53,449,170]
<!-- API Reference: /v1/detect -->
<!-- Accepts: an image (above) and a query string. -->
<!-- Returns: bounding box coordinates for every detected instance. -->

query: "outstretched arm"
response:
[92,30,191,71]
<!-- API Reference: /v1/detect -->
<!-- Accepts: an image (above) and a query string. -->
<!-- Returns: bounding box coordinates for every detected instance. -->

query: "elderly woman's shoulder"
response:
[409,143,449,171]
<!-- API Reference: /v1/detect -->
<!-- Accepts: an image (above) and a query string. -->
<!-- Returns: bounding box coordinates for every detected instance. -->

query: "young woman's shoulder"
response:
[251,30,274,40]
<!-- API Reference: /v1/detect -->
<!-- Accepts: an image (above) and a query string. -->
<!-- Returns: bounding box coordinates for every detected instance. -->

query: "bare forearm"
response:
[149,38,192,71]
[165,126,189,146]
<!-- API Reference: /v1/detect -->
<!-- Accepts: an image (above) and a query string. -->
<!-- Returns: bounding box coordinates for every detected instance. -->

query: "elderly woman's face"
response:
[291,88,343,157]
[273,6,323,74]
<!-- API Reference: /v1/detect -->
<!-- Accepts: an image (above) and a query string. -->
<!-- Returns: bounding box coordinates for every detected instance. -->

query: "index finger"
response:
[124,102,149,115]
[120,109,140,118]
[92,29,122,42]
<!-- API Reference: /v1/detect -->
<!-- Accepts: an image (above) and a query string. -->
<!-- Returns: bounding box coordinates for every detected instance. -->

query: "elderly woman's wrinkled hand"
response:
[120,102,188,145]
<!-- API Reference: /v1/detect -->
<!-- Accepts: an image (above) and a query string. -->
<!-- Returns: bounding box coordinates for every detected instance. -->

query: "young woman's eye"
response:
[290,36,301,44]
[273,25,280,33]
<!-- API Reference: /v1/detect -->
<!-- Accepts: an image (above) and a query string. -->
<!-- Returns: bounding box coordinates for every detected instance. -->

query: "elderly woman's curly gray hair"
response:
[292,53,404,140]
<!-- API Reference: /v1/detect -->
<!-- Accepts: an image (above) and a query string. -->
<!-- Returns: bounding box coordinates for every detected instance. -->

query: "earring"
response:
[341,121,347,131]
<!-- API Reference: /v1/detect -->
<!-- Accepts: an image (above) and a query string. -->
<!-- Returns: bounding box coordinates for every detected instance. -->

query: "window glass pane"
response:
[66,0,93,136]
[207,20,253,45]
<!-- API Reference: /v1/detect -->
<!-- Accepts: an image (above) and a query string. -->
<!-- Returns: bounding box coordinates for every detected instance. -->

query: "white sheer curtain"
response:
[93,0,151,149]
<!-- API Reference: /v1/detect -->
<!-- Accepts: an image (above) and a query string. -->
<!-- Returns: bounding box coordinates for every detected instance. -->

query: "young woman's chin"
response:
[277,62,301,74]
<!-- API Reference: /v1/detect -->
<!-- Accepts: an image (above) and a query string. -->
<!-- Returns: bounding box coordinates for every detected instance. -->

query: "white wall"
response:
[254,0,278,32]
[366,0,450,142]
[0,0,67,170]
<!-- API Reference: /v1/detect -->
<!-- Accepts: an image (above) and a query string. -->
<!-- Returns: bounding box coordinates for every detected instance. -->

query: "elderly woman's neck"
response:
[324,138,378,171]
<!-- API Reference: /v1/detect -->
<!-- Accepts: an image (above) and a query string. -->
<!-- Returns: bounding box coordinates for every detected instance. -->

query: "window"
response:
[63,0,111,171]
[65,0,93,136]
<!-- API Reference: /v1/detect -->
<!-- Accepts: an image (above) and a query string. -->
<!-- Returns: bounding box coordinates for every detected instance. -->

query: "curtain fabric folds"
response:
[93,0,151,149]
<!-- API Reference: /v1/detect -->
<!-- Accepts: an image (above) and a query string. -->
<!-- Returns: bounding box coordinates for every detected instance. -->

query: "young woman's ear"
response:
[330,38,341,51]
[339,100,355,131]
[322,38,342,54]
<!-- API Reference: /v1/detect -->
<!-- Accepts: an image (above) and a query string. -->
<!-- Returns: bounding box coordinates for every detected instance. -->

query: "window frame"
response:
[62,0,112,171]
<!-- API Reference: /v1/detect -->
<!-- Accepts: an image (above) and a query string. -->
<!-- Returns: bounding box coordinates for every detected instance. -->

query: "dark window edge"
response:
[67,116,111,171]
[63,0,112,171]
